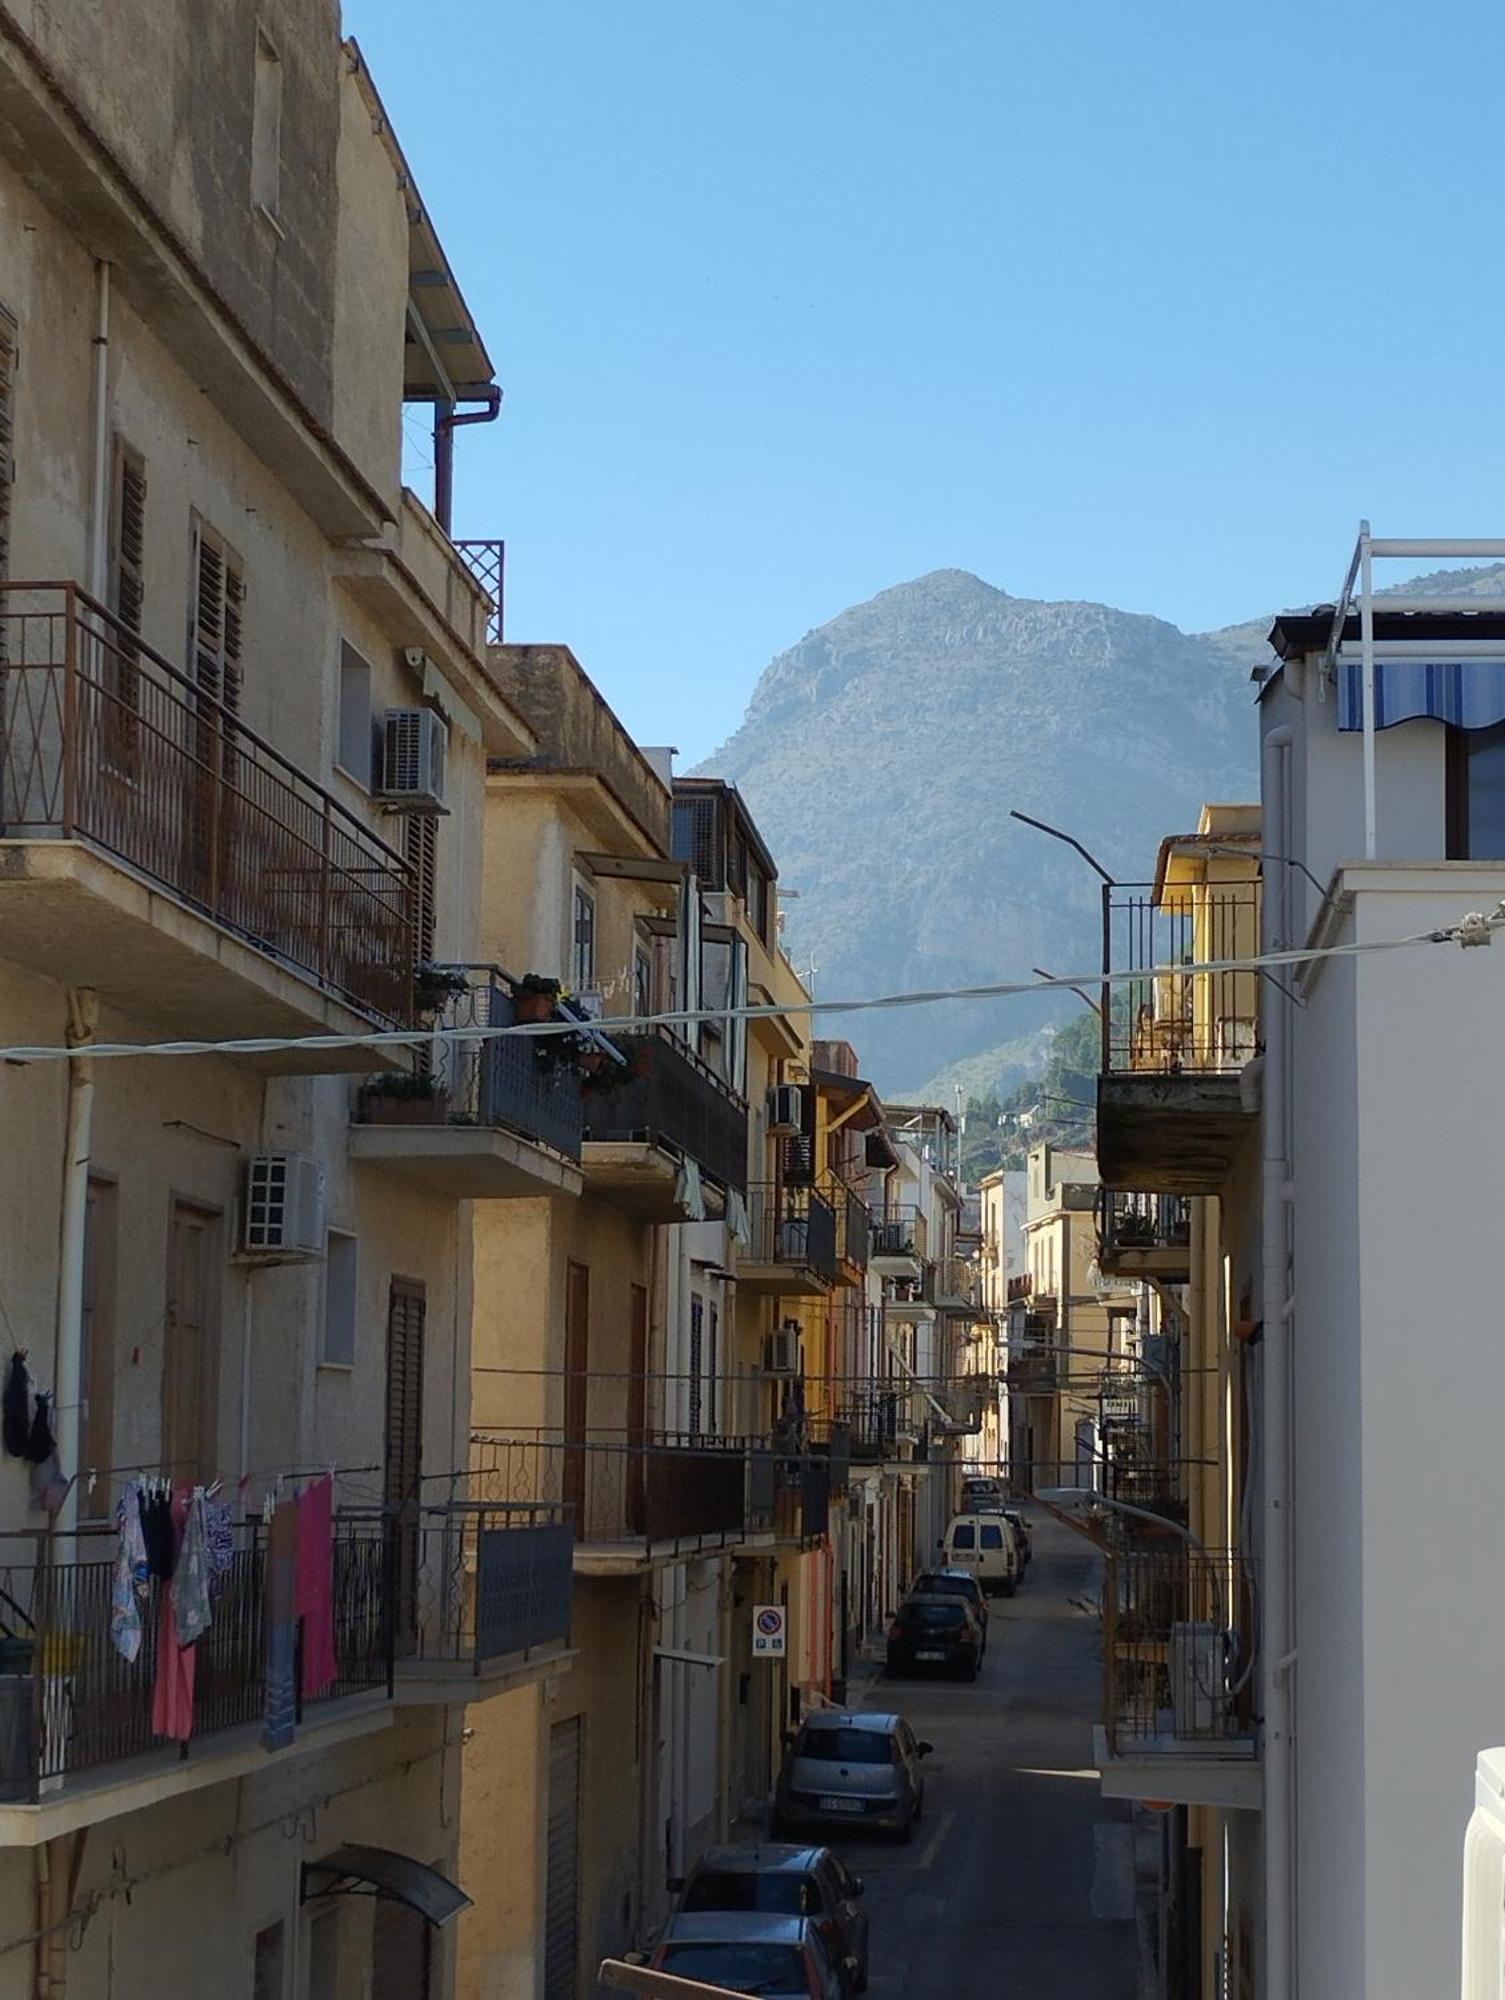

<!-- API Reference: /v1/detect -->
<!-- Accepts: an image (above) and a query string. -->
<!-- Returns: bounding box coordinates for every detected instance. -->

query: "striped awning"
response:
[1338,659,1505,732]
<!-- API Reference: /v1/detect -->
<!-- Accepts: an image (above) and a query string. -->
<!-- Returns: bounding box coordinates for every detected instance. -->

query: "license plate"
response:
[915,1650,945,1661]
[819,1796,863,1813]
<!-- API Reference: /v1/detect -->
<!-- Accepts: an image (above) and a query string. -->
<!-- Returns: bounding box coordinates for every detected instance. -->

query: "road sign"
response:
[752,1604,786,1658]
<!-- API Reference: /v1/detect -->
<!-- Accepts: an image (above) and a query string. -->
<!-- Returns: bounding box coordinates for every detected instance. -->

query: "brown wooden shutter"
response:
[112,446,146,634]
[405,812,438,969]
[383,1279,426,1508]
[190,523,244,715]
[0,310,14,588]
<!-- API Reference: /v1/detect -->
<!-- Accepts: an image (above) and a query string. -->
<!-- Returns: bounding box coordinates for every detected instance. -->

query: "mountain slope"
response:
[695,569,1265,1089]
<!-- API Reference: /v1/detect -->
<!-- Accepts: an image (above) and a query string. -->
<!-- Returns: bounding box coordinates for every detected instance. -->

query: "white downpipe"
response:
[87,263,111,600]
[1262,724,1296,1999]
[54,993,99,1539]
[1358,523,1377,862]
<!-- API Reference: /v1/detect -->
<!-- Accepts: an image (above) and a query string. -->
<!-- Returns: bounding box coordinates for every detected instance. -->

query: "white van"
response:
[939,1514,1019,1597]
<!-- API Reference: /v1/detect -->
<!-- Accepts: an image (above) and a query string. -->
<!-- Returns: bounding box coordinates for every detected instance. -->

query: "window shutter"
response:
[0,312,14,586]
[190,524,245,715]
[112,447,146,634]
[405,812,437,969]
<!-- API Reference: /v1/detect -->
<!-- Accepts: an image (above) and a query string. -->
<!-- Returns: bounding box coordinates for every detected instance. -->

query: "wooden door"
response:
[562,1263,589,1536]
[385,1279,426,1651]
[544,1717,583,2000]
[163,1201,219,1481]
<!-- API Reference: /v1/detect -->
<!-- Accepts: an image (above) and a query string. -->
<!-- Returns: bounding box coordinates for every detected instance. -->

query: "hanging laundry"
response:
[1,1355,30,1458]
[262,1495,298,1751]
[294,1474,336,1701]
[171,1490,212,1646]
[109,1480,149,1665]
[139,1485,174,1581]
[23,1392,55,1465]
[151,1488,195,1742]
[204,1497,236,1583]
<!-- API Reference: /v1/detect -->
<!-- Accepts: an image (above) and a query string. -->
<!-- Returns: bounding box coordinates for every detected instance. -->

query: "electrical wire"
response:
[0,907,1499,1066]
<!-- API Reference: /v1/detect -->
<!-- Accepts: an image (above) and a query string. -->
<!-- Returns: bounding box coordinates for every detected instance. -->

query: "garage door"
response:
[545,1717,583,2000]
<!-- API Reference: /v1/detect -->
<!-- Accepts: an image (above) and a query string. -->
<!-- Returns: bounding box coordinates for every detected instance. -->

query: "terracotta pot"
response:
[513,989,558,1025]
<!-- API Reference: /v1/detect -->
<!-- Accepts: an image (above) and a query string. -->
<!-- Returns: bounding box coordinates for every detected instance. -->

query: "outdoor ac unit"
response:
[767,1083,804,1137]
[763,1326,799,1376]
[1169,1622,1226,1739]
[377,707,446,810]
[1463,1748,1505,1999]
[242,1154,326,1259]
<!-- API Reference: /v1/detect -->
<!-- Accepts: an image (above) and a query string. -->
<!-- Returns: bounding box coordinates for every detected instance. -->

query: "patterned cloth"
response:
[151,1489,196,1742]
[262,1496,299,1752]
[204,1500,236,1582]
[109,1481,150,1665]
[171,1490,213,1647]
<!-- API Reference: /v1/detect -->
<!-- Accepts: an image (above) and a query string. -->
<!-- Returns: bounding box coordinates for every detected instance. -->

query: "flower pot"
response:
[514,989,558,1025]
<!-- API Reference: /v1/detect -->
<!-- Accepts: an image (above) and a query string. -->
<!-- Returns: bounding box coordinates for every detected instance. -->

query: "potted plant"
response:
[513,973,562,1025]
[357,1070,449,1126]
[412,964,470,1017]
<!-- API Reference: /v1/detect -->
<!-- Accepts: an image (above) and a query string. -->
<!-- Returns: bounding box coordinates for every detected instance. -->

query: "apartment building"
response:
[0,7,559,1997]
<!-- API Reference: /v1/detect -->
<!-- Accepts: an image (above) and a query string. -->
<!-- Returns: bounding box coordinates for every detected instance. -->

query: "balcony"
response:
[350,968,584,1197]
[0,584,412,1069]
[454,538,506,642]
[469,1432,754,1576]
[870,1207,928,1278]
[580,1028,749,1220]
[0,1517,389,1812]
[934,1257,983,1315]
[738,1185,840,1294]
[846,1392,901,1463]
[1097,883,1260,1193]
[1007,1345,1060,1394]
[1097,1190,1193,1281]
[1095,1547,1260,1810]
[829,1181,871,1283]
[1006,1274,1033,1306]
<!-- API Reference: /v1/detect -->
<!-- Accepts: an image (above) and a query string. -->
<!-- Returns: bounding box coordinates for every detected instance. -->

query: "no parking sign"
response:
[752,1604,786,1658]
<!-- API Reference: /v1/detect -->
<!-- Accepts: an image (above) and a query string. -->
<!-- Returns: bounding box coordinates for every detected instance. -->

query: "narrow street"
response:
[835,1517,1137,2000]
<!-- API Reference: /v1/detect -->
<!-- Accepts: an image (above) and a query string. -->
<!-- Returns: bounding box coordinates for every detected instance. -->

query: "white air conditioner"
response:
[242,1154,326,1259]
[767,1083,804,1137]
[1169,1622,1226,1739]
[377,707,446,810]
[762,1326,799,1376]
[1463,1748,1505,1999]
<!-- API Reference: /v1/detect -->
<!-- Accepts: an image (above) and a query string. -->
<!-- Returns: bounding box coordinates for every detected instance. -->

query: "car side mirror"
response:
[918,1740,934,1757]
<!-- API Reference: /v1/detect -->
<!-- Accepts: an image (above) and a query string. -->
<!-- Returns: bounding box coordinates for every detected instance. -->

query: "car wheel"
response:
[969,1658,981,1681]
[898,1814,915,1844]
[1002,1578,1017,1598]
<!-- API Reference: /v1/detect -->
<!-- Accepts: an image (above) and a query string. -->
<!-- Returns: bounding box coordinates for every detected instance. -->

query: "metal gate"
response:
[371,1893,431,2000]
[545,1716,583,2000]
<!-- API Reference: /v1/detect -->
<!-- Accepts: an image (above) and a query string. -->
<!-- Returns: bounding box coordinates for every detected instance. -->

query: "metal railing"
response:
[1006,1274,1033,1304]
[0,583,413,1023]
[1006,1347,1059,1392]
[1098,1189,1192,1262]
[354,967,585,1160]
[454,539,506,641]
[829,1180,871,1274]
[1102,1548,1257,1757]
[934,1257,982,1308]
[745,1184,839,1282]
[0,1518,389,1802]
[1101,882,1261,1076]
[581,1027,749,1192]
[870,1206,928,1261]
[846,1392,900,1461]
[468,1432,752,1546]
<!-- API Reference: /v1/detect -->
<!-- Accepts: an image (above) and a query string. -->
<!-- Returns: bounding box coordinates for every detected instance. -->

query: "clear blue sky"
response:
[350,0,1505,765]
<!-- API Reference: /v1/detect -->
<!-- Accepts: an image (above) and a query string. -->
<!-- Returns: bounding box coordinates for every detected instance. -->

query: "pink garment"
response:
[151,1488,196,1742]
[295,1474,336,1700]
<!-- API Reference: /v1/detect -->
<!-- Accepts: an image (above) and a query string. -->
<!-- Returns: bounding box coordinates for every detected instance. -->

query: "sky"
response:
[350,0,1505,766]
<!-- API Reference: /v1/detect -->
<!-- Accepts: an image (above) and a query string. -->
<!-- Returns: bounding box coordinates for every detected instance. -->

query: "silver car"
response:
[771,1710,932,1843]
[652,1913,847,1999]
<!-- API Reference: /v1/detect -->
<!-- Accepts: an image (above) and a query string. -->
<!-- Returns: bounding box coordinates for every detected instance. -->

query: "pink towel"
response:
[295,1474,337,1699]
[151,1488,196,1741]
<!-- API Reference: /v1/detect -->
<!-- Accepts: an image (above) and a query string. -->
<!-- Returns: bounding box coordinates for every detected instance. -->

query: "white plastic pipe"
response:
[1262,724,1296,1998]
[1358,525,1377,862]
[54,992,98,1538]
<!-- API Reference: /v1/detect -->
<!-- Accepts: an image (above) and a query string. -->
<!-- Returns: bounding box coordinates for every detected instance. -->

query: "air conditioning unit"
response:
[1463,1748,1505,1999]
[762,1325,799,1376]
[377,707,446,810]
[1169,1622,1226,1739]
[242,1154,326,1259]
[767,1083,804,1137]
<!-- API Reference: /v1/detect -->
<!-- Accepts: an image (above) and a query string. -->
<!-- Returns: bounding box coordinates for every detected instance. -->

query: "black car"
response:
[887,1594,983,1680]
[1002,1507,1033,1571]
[908,1569,989,1649]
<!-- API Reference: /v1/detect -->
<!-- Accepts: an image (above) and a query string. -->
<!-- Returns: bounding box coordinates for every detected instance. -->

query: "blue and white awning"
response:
[1338,659,1505,732]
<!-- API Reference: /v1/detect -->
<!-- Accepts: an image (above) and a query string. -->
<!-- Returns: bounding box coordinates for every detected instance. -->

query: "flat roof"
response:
[1269,607,1505,659]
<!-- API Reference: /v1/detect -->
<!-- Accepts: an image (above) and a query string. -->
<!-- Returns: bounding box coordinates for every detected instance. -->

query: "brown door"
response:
[562,1263,589,1537]
[385,1278,426,1650]
[163,1201,219,1482]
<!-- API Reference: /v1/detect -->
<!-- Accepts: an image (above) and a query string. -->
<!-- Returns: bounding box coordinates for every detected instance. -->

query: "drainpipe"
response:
[432,387,502,536]
[87,263,110,599]
[55,992,99,1539]
[1261,724,1296,2000]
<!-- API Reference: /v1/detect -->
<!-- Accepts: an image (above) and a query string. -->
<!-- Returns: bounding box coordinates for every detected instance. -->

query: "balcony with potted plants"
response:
[348,966,589,1197]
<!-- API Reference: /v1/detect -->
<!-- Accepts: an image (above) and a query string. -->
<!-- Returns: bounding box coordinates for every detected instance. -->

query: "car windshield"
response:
[661,1943,806,1994]
[904,1602,965,1628]
[682,1872,815,1916]
[915,1573,974,1597]
[797,1727,894,1764]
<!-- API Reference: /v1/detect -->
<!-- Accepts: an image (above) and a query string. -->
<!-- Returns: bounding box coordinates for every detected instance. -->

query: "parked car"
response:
[1002,1506,1033,1571]
[887,1595,984,1681]
[671,1844,869,1993]
[652,1913,849,1999]
[772,1710,932,1843]
[907,1568,990,1646]
[961,1474,1005,1507]
[939,1512,1020,1596]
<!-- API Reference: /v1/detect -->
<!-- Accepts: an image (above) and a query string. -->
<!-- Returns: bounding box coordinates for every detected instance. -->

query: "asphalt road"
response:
[833,1516,1139,2000]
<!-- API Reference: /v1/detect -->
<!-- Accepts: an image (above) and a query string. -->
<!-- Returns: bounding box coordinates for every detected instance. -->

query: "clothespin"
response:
[86,1469,97,1500]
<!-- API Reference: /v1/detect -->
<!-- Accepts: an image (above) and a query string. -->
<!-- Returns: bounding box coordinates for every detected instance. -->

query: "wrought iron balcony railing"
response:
[1098,1189,1192,1263]
[1101,882,1261,1076]
[1102,1548,1257,1758]
[468,1431,754,1548]
[744,1184,839,1282]
[0,583,413,1024]
[829,1181,871,1274]
[870,1206,928,1261]
[361,1502,573,1671]
[846,1392,901,1461]
[581,1027,749,1192]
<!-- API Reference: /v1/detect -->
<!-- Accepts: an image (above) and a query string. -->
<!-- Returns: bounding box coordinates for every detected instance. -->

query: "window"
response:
[337,642,373,784]
[572,881,596,990]
[980,1524,1004,1550]
[189,520,245,715]
[688,1294,704,1437]
[322,1230,357,1367]
[252,1920,285,2000]
[796,1727,894,1766]
[251,28,283,220]
[951,1523,975,1549]
[0,304,14,589]
[1448,723,1505,860]
[633,944,653,1021]
[80,1177,118,1514]
[681,1872,815,1917]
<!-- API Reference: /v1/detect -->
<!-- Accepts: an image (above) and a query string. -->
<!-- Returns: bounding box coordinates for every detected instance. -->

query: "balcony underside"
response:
[1092,1724,1262,1811]
[1097,1244,1193,1283]
[1096,1073,1255,1194]
[870,1251,924,1280]
[393,1641,574,1706]
[573,1528,747,1576]
[349,1123,583,1199]
[580,1141,721,1221]
[736,1259,834,1298]
[0,840,405,1074]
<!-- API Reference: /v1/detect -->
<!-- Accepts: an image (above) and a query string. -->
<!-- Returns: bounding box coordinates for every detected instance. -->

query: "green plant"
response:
[413,965,470,1014]
[362,1069,446,1101]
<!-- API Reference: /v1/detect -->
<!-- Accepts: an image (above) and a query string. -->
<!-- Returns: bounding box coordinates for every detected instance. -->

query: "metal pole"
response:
[1359,522,1377,861]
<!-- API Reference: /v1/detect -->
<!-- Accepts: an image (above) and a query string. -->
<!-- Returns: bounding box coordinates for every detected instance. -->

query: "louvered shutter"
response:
[189,523,244,715]
[0,311,14,589]
[112,447,146,635]
[384,1279,426,1654]
[544,1718,583,2000]
[405,811,438,968]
